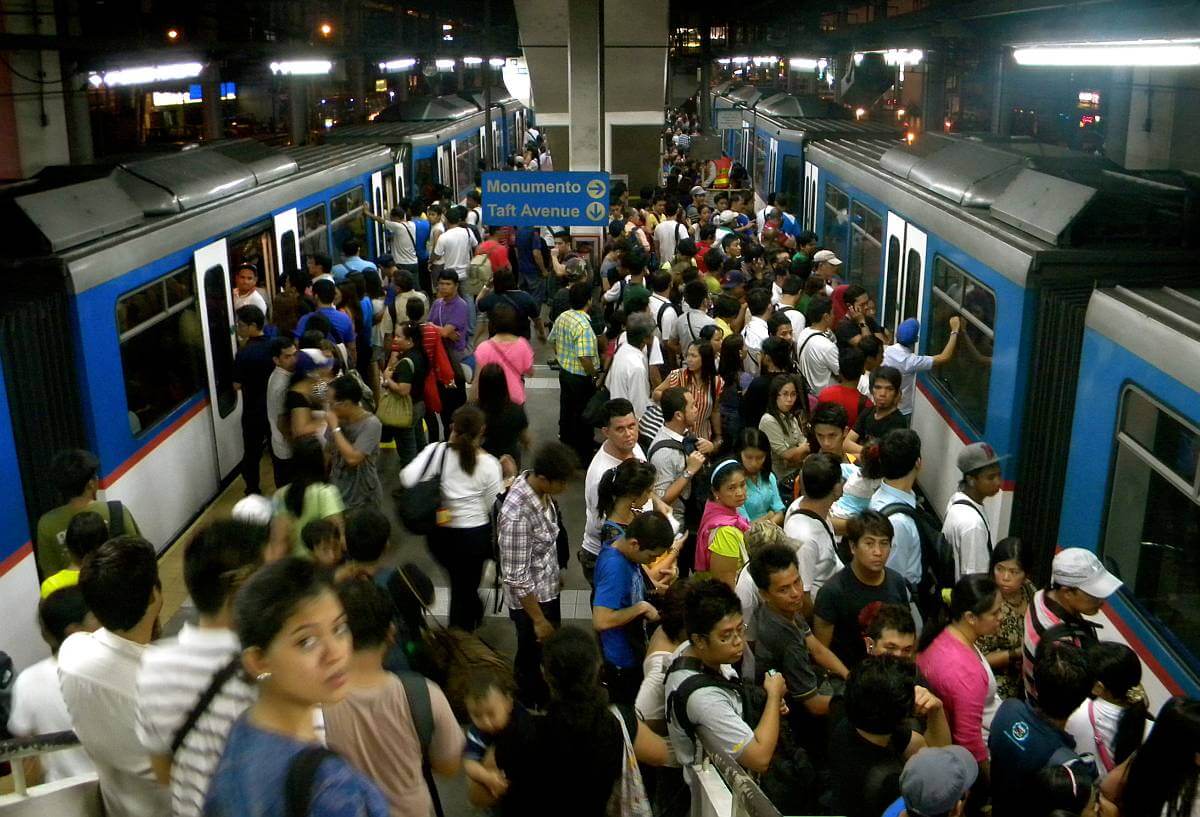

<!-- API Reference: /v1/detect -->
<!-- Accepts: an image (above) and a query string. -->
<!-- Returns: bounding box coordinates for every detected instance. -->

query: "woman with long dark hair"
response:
[381,321,428,469]
[735,428,784,525]
[916,574,1002,777]
[653,340,720,444]
[337,280,364,370]
[596,459,658,550]
[399,405,502,631]
[1066,642,1151,775]
[272,436,344,557]
[475,362,529,472]
[716,334,747,452]
[975,536,1037,700]
[757,373,810,485]
[1103,697,1200,816]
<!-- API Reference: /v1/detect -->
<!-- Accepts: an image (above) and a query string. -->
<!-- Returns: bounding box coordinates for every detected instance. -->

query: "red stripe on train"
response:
[914,381,1016,491]
[1102,605,1186,698]
[99,398,210,489]
[0,541,33,579]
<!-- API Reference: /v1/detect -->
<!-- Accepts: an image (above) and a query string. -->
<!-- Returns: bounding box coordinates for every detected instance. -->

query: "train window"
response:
[903,249,922,322]
[300,203,328,264]
[753,132,769,194]
[927,257,995,431]
[822,183,849,256]
[884,236,901,321]
[279,230,297,280]
[414,156,436,201]
[116,268,205,435]
[848,203,883,305]
[201,264,238,419]
[228,220,275,300]
[1103,387,1200,674]
[780,155,802,214]
[330,187,367,261]
[455,132,481,198]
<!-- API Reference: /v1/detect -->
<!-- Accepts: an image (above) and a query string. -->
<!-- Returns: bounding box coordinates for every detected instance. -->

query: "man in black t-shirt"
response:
[845,365,908,457]
[477,268,544,341]
[813,510,912,669]
[233,305,276,495]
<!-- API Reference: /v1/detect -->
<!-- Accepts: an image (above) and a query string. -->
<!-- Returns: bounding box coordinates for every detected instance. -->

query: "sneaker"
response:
[547,358,560,371]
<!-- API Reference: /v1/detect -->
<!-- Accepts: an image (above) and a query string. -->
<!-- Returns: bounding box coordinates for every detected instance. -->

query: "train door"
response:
[438,144,454,199]
[273,209,300,286]
[490,119,502,168]
[192,239,243,478]
[882,213,928,332]
[803,162,819,230]
[370,170,386,258]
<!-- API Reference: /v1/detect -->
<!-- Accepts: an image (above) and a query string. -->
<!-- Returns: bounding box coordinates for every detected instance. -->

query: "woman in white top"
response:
[1066,642,1151,777]
[400,405,502,631]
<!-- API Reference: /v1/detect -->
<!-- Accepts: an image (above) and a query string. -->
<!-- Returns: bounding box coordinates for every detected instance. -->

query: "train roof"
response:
[1087,287,1200,393]
[327,92,522,146]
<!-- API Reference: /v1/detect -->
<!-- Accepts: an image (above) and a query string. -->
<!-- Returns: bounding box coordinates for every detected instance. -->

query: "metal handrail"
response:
[0,731,83,797]
[701,747,783,817]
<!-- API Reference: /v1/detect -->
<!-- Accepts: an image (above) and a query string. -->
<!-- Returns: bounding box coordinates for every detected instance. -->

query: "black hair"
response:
[301,324,329,348]
[766,373,805,429]
[858,334,882,361]
[871,364,902,393]
[1034,761,1097,816]
[746,288,771,317]
[766,312,792,338]
[394,270,415,292]
[626,511,674,554]
[476,364,513,420]
[336,574,395,651]
[844,283,867,305]
[39,586,89,651]
[270,336,296,360]
[846,509,895,545]
[541,626,615,746]
[781,275,804,296]
[660,387,689,424]
[488,302,523,337]
[51,449,100,499]
[284,437,327,518]
[702,248,724,275]
[569,281,591,310]
[860,428,921,480]
[800,451,842,500]
[330,374,363,406]
[288,266,313,292]
[1033,639,1094,720]
[234,556,334,652]
[748,543,798,591]
[341,238,360,257]
[492,268,516,293]
[345,506,391,563]
[1122,697,1200,817]
[437,269,460,287]
[804,295,833,327]
[838,345,866,382]
[657,579,692,643]
[312,278,337,305]
[79,536,158,632]
[683,280,709,309]
[309,253,332,276]
[735,427,775,482]
[301,518,340,552]
[531,441,578,482]
[709,458,746,495]
[718,334,744,394]
[625,317,653,349]
[451,404,485,475]
[919,573,999,651]
[602,398,636,428]
[760,336,796,374]
[713,295,740,320]
[236,304,265,329]
[989,536,1030,574]
[596,459,657,519]
[1087,641,1148,764]
[811,401,848,431]
[404,297,426,321]
[863,602,916,641]
[685,577,742,641]
[64,511,108,563]
[846,656,916,734]
[185,520,267,616]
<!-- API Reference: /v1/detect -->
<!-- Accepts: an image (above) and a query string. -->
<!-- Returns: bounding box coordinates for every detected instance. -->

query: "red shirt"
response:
[817,383,872,428]
[695,241,712,272]
[477,239,511,272]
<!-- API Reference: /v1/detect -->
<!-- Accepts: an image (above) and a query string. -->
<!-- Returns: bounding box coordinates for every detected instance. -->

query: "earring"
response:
[256,672,272,682]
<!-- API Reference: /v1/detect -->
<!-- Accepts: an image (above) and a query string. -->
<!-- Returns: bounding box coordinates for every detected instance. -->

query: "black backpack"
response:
[647,438,709,528]
[880,502,954,619]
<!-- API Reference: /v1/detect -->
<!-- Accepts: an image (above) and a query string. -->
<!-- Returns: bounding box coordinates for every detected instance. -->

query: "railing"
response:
[692,748,783,817]
[0,732,82,797]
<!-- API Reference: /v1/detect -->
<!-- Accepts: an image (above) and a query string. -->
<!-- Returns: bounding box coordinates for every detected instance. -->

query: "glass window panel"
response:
[926,256,995,431]
[228,221,273,292]
[414,156,436,201]
[117,268,204,435]
[902,249,922,322]
[116,279,165,335]
[822,183,849,257]
[848,202,883,305]
[780,155,802,215]
[300,203,329,264]
[330,187,367,262]
[201,264,238,419]
[885,236,901,318]
[280,230,297,278]
[753,133,768,193]
[1121,390,1200,486]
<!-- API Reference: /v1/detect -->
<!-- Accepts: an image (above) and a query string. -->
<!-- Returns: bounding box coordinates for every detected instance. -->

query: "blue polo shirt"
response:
[294,306,355,344]
[515,227,543,284]
[870,482,922,587]
[593,545,646,669]
[988,698,1084,816]
[331,255,377,284]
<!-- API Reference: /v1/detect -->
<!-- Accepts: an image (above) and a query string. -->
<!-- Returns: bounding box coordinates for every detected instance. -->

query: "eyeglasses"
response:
[712,623,748,645]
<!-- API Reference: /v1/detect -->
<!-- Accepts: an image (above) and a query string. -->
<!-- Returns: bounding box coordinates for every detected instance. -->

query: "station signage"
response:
[481,171,611,227]
[715,109,743,130]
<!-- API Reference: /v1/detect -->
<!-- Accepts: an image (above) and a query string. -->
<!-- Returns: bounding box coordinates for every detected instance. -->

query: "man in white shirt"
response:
[783,453,845,618]
[741,288,773,375]
[367,206,419,273]
[942,442,1002,581]
[231,264,268,316]
[653,202,688,264]
[7,586,97,783]
[58,536,169,817]
[136,521,265,817]
[672,281,715,356]
[648,388,710,529]
[607,319,653,418]
[432,205,479,284]
[465,191,484,235]
[648,271,678,352]
[795,295,841,392]
[883,316,962,416]
[775,275,807,337]
[265,338,297,493]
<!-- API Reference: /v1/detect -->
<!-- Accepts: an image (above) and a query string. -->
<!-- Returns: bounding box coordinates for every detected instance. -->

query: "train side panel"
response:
[0,362,43,670]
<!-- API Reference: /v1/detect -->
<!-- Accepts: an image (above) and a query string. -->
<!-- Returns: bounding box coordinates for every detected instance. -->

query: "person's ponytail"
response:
[450,405,484,475]
[860,438,886,480]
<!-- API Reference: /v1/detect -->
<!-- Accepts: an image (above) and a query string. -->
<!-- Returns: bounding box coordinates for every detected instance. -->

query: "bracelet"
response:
[950,331,960,335]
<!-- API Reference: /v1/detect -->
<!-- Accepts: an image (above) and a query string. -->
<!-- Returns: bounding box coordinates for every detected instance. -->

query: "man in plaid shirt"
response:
[498,441,578,707]
[549,281,600,463]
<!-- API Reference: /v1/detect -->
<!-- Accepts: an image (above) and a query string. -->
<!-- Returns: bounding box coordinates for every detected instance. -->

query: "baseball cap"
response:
[901,746,978,816]
[957,442,1003,475]
[722,269,747,289]
[1051,548,1122,598]
[295,348,332,376]
[897,317,921,346]
[690,185,705,197]
[812,249,843,266]
[719,209,738,225]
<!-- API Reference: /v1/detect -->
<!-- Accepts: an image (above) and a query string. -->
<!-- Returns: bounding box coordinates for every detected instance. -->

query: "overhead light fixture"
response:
[318,22,333,37]
[855,107,866,120]
[166,28,179,41]
[883,49,923,66]
[853,52,864,65]
[269,60,333,76]
[731,56,750,64]
[442,24,453,30]
[789,58,819,70]
[435,59,455,70]
[489,58,506,67]
[717,58,731,65]
[752,55,777,65]
[87,61,203,87]
[1013,39,1200,67]
[379,58,416,72]
[463,57,483,65]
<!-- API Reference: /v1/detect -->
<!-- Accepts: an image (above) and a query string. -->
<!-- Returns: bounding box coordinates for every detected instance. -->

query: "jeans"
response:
[511,596,561,709]
[558,369,596,464]
[381,401,426,469]
[270,452,293,490]
[427,523,492,631]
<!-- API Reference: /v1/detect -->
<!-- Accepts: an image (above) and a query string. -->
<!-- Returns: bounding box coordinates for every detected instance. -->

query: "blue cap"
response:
[897,318,921,346]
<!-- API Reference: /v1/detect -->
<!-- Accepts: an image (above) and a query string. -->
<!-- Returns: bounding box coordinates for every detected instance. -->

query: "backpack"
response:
[465,252,493,297]
[647,437,709,527]
[107,499,125,537]
[880,502,954,619]
[949,498,993,557]
[783,506,844,566]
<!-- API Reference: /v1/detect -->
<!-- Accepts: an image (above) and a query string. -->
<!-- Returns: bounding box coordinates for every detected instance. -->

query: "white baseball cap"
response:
[812,249,843,266]
[231,495,273,526]
[719,209,738,225]
[1051,548,1121,599]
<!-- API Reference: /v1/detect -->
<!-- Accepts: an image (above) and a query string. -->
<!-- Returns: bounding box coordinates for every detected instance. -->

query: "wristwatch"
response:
[332,427,342,435]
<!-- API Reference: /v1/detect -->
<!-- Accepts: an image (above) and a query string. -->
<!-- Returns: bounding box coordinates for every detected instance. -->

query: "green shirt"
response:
[41,568,80,598]
[36,500,142,576]
[272,482,346,556]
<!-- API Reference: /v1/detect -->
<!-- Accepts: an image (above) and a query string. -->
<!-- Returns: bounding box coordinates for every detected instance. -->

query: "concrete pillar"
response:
[395,72,409,102]
[989,50,1011,137]
[699,26,712,131]
[349,56,367,123]
[567,0,603,170]
[1114,67,1200,172]
[201,66,222,141]
[289,77,309,145]
[60,71,93,164]
[922,42,946,133]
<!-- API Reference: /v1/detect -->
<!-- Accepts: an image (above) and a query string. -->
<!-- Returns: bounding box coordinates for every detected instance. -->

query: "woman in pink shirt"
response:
[472,302,534,405]
[916,574,1003,776]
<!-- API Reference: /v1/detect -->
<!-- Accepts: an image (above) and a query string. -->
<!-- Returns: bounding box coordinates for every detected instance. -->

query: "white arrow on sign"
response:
[586,201,606,221]
[587,179,607,199]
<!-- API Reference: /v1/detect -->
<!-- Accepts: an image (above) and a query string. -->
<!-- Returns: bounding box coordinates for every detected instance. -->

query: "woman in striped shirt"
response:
[653,340,721,445]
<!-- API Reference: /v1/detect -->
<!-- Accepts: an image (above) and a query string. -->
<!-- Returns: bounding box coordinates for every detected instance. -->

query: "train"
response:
[0,89,532,670]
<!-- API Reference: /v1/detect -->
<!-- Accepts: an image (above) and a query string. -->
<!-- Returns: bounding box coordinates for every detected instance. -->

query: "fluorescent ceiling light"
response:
[270,60,332,76]
[489,58,506,67]
[435,59,455,70]
[717,58,731,65]
[752,55,777,65]
[379,58,416,72]
[789,58,819,70]
[1013,39,1200,66]
[731,56,750,64]
[88,61,203,87]
[463,57,483,65]
[442,24,453,30]
[882,48,923,66]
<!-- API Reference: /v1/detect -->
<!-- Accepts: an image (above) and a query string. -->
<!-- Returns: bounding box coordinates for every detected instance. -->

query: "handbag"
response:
[605,705,653,817]
[395,443,448,535]
[377,358,415,428]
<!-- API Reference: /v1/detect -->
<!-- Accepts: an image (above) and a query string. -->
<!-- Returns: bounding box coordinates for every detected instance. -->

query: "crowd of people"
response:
[5,121,1200,817]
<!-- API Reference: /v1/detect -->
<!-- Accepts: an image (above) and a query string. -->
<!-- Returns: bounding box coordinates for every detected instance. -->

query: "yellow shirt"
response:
[714,318,733,340]
[41,568,80,598]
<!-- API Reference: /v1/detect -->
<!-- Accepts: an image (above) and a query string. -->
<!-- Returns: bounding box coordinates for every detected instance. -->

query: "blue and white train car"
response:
[1059,287,1200,704]
[803,133,1198,591]
[0,140,393,670]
